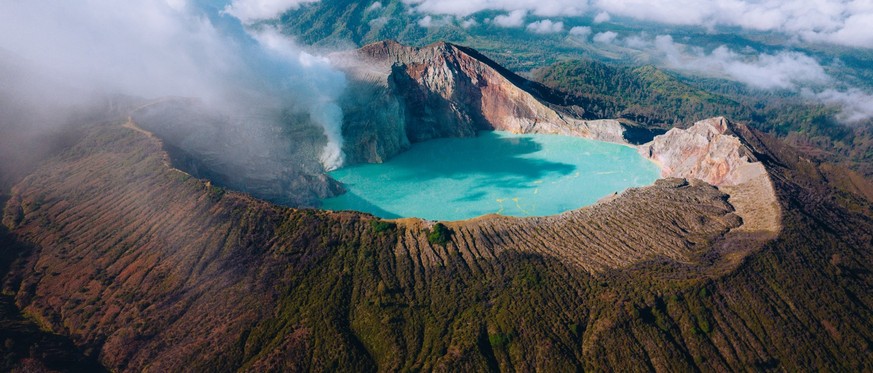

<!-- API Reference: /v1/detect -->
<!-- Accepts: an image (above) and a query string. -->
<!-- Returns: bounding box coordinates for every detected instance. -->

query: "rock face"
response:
[640,117,782,234]
[336,41,626,164]
[131,100,345,207]
[640,117,763,186]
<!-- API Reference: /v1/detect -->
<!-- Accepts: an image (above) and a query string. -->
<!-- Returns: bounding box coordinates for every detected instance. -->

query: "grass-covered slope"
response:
[0,217,107,372]
[532,59,873,177]
[1,114,871,371]
[532,60,747,127]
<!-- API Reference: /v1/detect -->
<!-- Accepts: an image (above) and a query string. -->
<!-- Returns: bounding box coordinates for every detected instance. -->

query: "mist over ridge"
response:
[0,0,350,175]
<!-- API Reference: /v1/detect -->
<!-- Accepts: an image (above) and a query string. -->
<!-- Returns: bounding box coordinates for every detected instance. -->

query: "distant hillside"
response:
[276,0,587,71]
[532,60,748,127]
[532,59,873,177]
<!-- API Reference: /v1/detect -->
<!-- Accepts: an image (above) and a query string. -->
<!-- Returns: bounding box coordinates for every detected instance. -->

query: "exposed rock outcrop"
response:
[335,41,626,164]
[640,117,762,186]
[640,117,781,234]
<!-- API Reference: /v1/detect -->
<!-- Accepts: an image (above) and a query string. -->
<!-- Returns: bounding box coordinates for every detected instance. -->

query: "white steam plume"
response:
[250,27,347,170]
[0,0,349,172]
[312,104,346,170]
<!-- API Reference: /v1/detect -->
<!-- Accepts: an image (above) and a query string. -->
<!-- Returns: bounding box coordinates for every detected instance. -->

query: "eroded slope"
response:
[641,117,782,235]
[2,114,871,371]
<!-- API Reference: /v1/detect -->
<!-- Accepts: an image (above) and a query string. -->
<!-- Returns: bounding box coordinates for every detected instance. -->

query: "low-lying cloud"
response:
[649,35,828,90]
[593,31,618,44]
[490,10,528,28]
[569,26,592,37]
[418,15,453,28]
[809,88,873,123]
[527,20,565,34]
[224,0,320,24]
[613,33,871,122]
[403,0,587,18]
[404,0,873,48]
[0,0,349,171]
[592,11,610,24]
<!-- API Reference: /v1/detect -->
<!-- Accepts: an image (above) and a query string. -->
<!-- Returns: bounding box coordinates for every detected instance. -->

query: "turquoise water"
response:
[322,131,660,221]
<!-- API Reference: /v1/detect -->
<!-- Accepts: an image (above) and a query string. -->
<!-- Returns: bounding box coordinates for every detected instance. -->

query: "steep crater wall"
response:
[640,117,782,235]
[2,112,866,371]
[335,41,631,165]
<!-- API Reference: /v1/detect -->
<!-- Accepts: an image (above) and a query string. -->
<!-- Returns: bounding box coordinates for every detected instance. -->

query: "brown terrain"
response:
[0,41,871,371]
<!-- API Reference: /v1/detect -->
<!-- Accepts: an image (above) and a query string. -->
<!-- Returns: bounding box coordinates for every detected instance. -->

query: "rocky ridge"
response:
[336,40,626,164]
[1,113,870,371]
[641,117,781,234]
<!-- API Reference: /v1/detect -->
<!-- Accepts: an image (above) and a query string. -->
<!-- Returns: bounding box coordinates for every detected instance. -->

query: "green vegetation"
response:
[425,223,451,246]
[369,219,396,233]
[277,0,603,71]
[532,60,747,127]
[488,333,511,349]
[533,59,873,177]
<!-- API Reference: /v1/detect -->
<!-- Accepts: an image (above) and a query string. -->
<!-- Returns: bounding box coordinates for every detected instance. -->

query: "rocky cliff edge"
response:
[640,117,781,234]
[333,40,626,165]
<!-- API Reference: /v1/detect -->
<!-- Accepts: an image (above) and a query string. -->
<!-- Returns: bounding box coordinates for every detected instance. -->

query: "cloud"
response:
[491,10,527,28]
[0,0,350,171]
[224,0,320,24]
[418,15,435,27]
[593,31,618,44]
[369,16,390,28]
[569,26,592,38]
[366,2,383,12]
[593,11,610,23]
[403,0,587,17]
[418,15,452,28]
[649,35,828,90]
[805,11,873,48]
[404,0,873,48]
[622,33,651,49]
[615,33,872,121]
[460,18,479,28]
[0,1,234,100]
[810,88,873,123]
[592,0,873,48]
[526,20,565,34]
